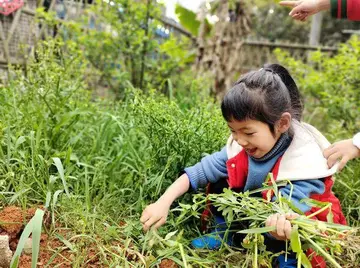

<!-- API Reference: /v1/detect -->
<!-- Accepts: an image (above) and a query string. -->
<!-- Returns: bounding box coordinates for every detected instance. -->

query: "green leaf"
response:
[165,230,178,241]
[175,4,200,36]
[227,209,234,223]
[326,210,334,223]
[10,209,45,268]
[52,157,70,196]
[15,136,26,149]
[300,252,312,268]
[300,198,330,208]
[45,191,52,208]
[31,209,45,268]
[55,233,75,251]
[278,198,303,215]
[238,226,276,234]
[290,225,301,253]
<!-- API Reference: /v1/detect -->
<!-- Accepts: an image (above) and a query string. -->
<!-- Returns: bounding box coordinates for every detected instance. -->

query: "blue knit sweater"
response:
[184,134,325,213]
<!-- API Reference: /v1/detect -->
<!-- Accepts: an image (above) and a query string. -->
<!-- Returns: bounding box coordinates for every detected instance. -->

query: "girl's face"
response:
[228,117,290,158]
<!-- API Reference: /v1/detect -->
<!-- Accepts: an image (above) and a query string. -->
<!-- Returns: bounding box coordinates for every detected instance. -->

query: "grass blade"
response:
[52,157,70,196]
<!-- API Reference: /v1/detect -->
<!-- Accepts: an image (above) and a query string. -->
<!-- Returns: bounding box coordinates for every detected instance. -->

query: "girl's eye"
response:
[245,132,255,136]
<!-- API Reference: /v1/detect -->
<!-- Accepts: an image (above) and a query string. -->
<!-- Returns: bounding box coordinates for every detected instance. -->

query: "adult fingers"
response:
[279,1,300,8]
[291,13,304,20]
[297,12,309,21]
[338,156,349,171]
[323,144,336,158]
[327,152,342,168]
[289,4,306,16]
[284,220,292,239]
[276,214,286,238]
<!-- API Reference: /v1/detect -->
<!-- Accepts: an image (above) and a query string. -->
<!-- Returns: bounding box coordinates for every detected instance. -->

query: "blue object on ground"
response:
[277,254,297,268]
[191,216,232,250]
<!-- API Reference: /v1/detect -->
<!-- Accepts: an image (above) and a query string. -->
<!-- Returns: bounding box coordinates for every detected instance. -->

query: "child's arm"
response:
[185,146,228,191]
[140,147,229,231]
[140,173,190,231]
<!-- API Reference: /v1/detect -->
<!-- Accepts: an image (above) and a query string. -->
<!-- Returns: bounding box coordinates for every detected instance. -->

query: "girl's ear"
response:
[277,112,292,134]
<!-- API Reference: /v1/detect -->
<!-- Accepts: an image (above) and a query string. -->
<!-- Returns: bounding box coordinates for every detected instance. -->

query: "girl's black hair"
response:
[221,64,303,134]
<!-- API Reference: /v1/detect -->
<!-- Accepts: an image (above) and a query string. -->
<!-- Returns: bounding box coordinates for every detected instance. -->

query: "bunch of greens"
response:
[188,176,358,268]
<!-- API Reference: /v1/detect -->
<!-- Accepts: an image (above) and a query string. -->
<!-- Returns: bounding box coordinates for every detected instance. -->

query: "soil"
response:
[0,206,36,240]
[159,259,178,268]
[0,206,171,267]
[0,206,75,268]
[0,206,143,267]
[18,235,73,268]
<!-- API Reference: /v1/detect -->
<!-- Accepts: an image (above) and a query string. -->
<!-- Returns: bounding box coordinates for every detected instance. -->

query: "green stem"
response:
[179,243,188,268]
[253,234,258,268]
[302,232,342,268]
[306,203,331,219]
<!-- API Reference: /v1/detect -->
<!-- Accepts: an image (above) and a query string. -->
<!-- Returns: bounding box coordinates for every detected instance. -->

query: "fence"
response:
[0,2,339,78]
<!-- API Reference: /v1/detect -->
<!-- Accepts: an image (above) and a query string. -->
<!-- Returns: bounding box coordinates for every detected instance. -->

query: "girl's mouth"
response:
[246,148,257,155]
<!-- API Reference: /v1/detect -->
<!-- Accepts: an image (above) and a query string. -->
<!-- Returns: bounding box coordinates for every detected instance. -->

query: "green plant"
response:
[186,180,357,267]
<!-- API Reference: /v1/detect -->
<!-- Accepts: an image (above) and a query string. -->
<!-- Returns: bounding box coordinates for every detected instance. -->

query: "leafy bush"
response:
[38,0,197,98]
[132,89,227,200]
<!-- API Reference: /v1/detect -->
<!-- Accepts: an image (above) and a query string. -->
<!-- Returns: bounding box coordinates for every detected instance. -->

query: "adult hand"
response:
[323,139,360,171]
[265,213,298,240]
[280,0,330,21]
[140,201,170,231]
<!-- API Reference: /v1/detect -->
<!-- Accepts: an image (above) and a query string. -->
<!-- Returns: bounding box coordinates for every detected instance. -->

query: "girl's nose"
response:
[233,135,248,147]
[237,139,248,147]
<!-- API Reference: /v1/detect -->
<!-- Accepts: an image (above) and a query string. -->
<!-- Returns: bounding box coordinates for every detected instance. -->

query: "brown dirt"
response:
[0,206,27,239]
[0,206,146,267]
[0,206,73,268]
[159,259,178,268]
[0,206,46,251]
[18,232,73,268]
[0,206,41,238]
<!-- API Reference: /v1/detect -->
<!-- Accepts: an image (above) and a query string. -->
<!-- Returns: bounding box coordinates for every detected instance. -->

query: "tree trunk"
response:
[309,12,323,46]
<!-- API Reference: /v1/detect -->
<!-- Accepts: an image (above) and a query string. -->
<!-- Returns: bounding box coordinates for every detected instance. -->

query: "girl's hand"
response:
[140,201,170,231]
[323,139,360,171]
[265,213,299,240]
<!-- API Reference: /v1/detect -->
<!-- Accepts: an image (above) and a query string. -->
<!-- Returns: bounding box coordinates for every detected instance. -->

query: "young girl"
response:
[140,64,346,268]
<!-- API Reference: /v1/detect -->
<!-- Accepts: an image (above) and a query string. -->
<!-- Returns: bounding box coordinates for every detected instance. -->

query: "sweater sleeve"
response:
[347,0,360,21]
[274,179,325,213]
[331,0,360,21]
[184,146,228,191]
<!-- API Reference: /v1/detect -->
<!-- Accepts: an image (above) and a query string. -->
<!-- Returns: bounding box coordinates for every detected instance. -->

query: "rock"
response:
[24,238,32,255]
[0,235,12,268]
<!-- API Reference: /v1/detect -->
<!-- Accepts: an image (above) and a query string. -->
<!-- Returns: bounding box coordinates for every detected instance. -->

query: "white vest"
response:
[226,121,338,181]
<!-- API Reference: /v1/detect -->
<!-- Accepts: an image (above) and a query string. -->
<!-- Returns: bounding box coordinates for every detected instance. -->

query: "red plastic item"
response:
[0,0,24,16]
